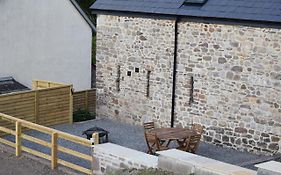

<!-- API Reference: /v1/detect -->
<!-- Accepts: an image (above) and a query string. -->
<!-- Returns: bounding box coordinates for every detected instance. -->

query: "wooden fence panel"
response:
[0,80,72,131]
[37,86,71,126]
[0,91,36,133]
[73,89,96,114]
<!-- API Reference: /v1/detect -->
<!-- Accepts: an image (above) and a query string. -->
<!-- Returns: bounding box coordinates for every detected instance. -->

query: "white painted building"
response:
[0,0,95,91]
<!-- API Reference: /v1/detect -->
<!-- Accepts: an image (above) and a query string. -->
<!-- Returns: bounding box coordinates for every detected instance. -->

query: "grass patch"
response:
[108,168,175,175]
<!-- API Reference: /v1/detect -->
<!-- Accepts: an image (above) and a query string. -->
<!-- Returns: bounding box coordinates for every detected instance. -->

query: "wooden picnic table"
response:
[149,127,199,143]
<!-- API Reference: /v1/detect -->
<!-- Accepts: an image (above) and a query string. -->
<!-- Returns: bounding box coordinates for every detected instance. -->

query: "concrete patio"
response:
[5,118,280,171]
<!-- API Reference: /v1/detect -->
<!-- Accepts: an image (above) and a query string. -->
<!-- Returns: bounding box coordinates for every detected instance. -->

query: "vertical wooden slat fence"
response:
[73,89,96,114]
[0,112,94,174]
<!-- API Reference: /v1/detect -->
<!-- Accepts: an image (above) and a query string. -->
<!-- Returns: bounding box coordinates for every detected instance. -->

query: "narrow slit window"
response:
[135,68,139,73]
[116,65,121,92]
[189,76,194,105]
[146,70,151,98]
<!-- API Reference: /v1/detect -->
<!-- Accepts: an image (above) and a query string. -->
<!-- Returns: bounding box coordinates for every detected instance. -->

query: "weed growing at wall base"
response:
[108,168,175,175]
[73,108,95,122]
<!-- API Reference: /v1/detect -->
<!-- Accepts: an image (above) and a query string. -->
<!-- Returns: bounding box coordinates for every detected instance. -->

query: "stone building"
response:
[91,0,281,154]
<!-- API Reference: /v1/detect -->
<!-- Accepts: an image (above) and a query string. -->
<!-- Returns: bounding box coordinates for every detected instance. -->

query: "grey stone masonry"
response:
[175,20,281,155]
[96,14,281,155]
[96,15,175,127]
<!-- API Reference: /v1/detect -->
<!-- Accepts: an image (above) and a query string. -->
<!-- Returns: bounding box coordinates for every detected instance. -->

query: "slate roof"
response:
[90,0,281,24]
[0,77,30,95]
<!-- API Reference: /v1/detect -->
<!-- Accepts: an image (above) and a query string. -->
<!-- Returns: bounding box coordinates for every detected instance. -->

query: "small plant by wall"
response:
[73,108,95,122]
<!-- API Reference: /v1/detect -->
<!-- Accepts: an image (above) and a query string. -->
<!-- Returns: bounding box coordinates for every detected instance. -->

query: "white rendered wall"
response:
[0,0,92,91]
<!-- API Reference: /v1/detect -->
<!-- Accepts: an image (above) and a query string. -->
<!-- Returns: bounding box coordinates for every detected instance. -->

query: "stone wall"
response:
[96,14,281,154]
[92,144,257,175]
[92,143,158,174]
[158,149,257,175]
[96,15,175,126]
[175,20,281,154]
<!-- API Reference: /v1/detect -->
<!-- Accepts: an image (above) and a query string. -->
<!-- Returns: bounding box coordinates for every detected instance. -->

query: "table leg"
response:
[177,138,186,147]
[165,140,172,147]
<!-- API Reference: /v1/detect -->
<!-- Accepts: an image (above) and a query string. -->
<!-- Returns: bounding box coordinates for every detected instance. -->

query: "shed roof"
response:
[90,0,281,24]
[0,77,30,95]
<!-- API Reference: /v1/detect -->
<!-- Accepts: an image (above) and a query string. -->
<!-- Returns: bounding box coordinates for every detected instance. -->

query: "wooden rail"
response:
[0,112,93,174]
[32,80,68,90]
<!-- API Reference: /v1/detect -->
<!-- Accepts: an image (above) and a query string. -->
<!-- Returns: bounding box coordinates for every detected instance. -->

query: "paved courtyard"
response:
[4,118,280,171]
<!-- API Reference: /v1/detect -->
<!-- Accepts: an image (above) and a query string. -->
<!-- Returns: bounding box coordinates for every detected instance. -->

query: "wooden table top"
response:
[149,127,199,140]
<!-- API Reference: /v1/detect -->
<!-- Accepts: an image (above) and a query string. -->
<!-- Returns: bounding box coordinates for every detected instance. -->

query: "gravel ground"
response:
[0,145,68,175]
[4,118,279,171]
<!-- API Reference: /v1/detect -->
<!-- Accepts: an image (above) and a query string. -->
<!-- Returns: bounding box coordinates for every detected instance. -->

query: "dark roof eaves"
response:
[69,0,96,32]
[91,9,281,28]
[91,9,178,20]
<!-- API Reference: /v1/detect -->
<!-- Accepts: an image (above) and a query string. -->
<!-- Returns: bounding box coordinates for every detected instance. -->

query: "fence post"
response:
[32,80,35,90]
[69,86,73,124]
[51,132,58,169]
[94,89,96,114]
[91,133,99,145]
[34,90,39,124]
[15,121,22,156]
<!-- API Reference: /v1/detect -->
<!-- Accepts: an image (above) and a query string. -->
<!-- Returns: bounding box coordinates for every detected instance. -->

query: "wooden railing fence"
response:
[0,112,95,174]
[73,89,96,114]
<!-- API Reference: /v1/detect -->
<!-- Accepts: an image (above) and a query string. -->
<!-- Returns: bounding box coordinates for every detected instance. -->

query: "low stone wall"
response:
[92,143,258,175]
[255,161,281,175]
[158,149,257,175]
[92,143,158,174]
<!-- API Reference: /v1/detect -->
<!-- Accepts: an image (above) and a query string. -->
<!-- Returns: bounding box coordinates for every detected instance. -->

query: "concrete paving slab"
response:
[255,161,281,175]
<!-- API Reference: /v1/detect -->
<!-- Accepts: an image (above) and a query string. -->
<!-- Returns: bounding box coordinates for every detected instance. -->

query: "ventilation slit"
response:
[146,71,151,98]
[189,76,194,105]
[116,65,121,92]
